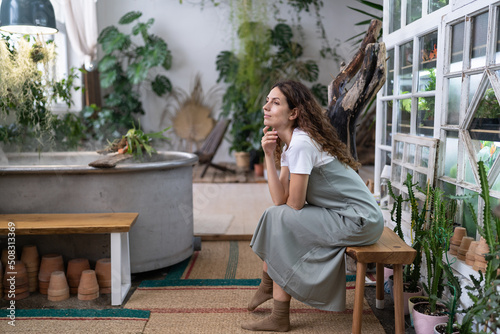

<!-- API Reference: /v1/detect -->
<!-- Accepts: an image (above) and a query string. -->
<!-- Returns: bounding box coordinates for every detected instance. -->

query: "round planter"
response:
[408,296,429,328]
[413,302,449,334]
[434,322,459,334]
[254,163,264,177]
[234,151,250,171]
[403,284,423,315]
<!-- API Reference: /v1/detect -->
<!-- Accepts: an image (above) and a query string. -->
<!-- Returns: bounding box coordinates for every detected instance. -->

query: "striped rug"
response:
[126,241,385,333]
[0,309,149,333]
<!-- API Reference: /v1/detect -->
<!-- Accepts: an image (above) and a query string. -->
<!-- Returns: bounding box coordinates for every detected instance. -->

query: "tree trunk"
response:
[327,19,386,161]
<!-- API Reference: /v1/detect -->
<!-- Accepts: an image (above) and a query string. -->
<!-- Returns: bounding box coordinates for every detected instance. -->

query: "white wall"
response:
[96,0,382,162]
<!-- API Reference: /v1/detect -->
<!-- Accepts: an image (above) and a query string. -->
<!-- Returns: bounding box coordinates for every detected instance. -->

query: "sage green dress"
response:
[250,159,384,311]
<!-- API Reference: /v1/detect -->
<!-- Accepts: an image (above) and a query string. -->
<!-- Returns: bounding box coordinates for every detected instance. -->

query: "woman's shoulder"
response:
[291,128,318,150]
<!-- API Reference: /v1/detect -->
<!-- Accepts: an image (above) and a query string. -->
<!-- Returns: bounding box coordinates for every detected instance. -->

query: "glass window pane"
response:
[450,21,464,72]
[428,0,448,13]
[407,0,422,24]
[464,155,477,185]
[392,163,403,183]
[493,170,500,192]
[463,188,478,237]
[407,143,416,164]
[470,82,500,143]
[496,10,500,64]
[417,97,434,137]
[419,146,430,167]
[469,140,499,175]
[419,32,438,92]
[447,77,461,125]
[383,101,394,146]
[397,99,411,134]
[468,74,482,108]
[399,41,413,93]
[415,171,428,189]
[389,0,402,33]
[387,49,395,95]
[470,12,488,68]
[444,131,459,178]
[395,140,404,160]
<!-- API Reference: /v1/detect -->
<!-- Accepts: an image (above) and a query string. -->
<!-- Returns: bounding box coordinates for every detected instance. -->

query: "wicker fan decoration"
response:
[170,74,218,152]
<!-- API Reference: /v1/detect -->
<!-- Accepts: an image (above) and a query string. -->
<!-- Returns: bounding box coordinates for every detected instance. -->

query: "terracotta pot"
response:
[78,270,99,295]
[38,254,64,284]
[403,284,423,315]
[21,245,39,268]
[254,163,264,177]
[3,261,30,301]
[95,258,111,288]
[0,261,3,299]
[67,258,90,294]
[449,227,466,246]
[48,271,69,301]
[465,241,478,266]
[413,302,449,334]
[457,236,474,260]
[449,244,460,255]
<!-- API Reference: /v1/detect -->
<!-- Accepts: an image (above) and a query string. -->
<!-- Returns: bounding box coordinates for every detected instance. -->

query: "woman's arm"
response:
[265,153,289,206]
[287,173,309,210]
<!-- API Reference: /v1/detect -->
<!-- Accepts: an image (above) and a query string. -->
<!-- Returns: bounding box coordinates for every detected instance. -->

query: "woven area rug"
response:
[125,241,385,333]
[0,309,149,333]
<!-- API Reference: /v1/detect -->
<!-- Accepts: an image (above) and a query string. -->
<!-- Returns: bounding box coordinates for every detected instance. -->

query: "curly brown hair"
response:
[271,80,360,171]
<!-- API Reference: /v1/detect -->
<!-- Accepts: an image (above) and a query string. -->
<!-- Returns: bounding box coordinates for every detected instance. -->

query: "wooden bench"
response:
[346,227,416,334]
[0,213,138,306]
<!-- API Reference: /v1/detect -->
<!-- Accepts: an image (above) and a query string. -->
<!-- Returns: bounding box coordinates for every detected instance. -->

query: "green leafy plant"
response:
[119,125,170,160]
[216,21,326,153]
[97,11,173,137]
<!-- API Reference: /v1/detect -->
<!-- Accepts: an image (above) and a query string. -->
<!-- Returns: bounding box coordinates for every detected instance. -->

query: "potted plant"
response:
[97,11,173,140]
[387,173,427,314]
[215,6,327,167]
[413,187,457,334]
[459,161,500,333]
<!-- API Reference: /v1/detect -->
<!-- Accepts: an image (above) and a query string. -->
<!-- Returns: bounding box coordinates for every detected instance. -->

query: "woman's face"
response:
[263,87,295,130]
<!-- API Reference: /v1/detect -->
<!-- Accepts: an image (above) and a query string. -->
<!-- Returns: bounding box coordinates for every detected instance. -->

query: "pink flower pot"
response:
[403,284,423,315]
[413,302,449,334]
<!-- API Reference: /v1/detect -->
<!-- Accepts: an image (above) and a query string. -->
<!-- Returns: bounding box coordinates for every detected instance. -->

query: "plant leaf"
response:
[119,11,142,25]
[98,55,117,72]
[151,75,172,96]
[100,69,117,88]
[126,63,148,85]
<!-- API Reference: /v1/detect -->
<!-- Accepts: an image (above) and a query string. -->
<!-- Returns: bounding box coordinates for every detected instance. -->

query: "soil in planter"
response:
[403,284,421,293]
[413,302,448,316]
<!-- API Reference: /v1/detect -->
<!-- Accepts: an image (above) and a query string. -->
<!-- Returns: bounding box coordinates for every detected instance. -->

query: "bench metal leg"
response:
[393,264,405,334]
[352,261,367,334]
[376,263,384,309]
[110,232,132,306]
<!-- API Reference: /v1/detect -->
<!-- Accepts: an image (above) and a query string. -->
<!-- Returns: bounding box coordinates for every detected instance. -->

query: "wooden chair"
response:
[195,119,235,178]
[346,227,416,334]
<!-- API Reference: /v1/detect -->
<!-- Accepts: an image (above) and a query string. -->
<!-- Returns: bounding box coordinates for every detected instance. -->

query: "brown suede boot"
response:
[242,300,291,332]
[248,271,273,311]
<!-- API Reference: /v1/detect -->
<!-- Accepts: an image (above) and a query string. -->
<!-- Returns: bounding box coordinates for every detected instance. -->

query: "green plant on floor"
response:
[460,161,500,333]
[388,173,428,293]
[97,11,173,138]
[422,187,456,314]
[440,239,462,333]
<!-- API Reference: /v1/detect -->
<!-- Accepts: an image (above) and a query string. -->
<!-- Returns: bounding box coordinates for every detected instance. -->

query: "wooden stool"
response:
[346,227,416,334]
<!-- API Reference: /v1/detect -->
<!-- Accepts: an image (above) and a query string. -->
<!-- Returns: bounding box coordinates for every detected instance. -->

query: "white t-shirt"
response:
[281,128,334,174]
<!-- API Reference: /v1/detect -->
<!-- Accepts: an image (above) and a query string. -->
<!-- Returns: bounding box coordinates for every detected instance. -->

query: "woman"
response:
[242,80,384,332]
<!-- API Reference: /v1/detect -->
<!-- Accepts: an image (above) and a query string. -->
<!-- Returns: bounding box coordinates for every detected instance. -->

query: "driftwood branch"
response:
[327,19,386,161]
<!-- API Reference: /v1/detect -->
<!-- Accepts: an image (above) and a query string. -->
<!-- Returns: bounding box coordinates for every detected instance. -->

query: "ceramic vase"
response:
[434,323,459,334]
[408,296,429,328]
[403,284,423,315]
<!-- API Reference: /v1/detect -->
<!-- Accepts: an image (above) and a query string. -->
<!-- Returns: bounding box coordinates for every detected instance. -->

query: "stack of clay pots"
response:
[465,241,479,266]
[38,254,64,294]
[78,270,99,300]
[1,248,15,270]
[449,227,466,255]
[473,237,489,273]
[21,245,40,293]
[3,260,29,300]
[47,271,70,301]
[95,258,112,294]
[67,258,90,294]
[457,236,474,261]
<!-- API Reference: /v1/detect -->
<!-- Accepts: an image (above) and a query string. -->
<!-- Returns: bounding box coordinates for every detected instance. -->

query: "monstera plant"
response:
[97,11,173,137]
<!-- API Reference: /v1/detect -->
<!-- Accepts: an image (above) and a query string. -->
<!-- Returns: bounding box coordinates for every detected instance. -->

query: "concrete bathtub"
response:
[0,151,198,273]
